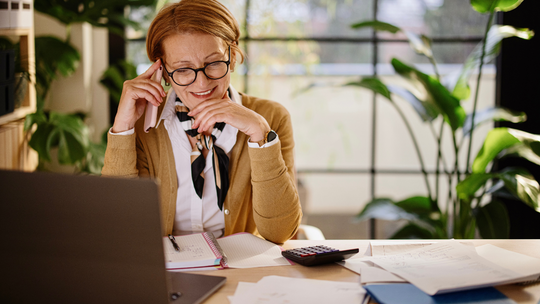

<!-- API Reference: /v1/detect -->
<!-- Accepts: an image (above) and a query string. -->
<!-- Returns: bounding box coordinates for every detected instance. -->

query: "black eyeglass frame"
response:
[161,45,231,86]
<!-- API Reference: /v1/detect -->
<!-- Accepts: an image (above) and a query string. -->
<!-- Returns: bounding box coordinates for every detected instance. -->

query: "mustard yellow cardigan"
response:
[102,93,302,244]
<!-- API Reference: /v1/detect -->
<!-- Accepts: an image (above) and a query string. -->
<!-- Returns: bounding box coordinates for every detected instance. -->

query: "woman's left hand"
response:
[188,95,270,143]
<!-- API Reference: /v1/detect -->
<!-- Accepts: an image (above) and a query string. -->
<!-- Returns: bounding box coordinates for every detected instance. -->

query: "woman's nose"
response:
[193,69,212,87]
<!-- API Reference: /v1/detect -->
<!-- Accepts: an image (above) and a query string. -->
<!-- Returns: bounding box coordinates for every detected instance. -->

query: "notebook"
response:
[0,170,226,304]
[164,232,293,270]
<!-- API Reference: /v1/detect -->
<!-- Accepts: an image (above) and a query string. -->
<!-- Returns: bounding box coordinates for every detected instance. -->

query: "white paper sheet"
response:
[362,241,525,295]
[338,259,406,284]
[228,276,366,304]
[217,233,292,268]
[477,244,540,283]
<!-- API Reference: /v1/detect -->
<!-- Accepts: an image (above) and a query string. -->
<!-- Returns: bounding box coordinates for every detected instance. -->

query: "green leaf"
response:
[498,167,540,210]
[387,85,439,122]
[394,196,433,217]
[472,128,520,173]
[471,0,524,13]
[503,129,540,167]
[27,111,90,166]
[81,142,106,175]
[24,110,48,131]
[476,200,510,238]
[390,223,434,239]
[350,20,401,33]
[28,123,55,161]
[35,36,81,100]
[444,25,534,100]
[349,20,436,61]
[463,107,526,136]
[100,60,138,103]
[391,58,466,131]
[345,77,392,100]
[456,173,494,200]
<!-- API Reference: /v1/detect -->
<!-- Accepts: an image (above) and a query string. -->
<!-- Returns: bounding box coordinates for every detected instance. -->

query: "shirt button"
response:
[224,209,230,215]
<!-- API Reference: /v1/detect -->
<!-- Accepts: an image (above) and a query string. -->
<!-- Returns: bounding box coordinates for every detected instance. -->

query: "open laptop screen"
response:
[0,170,171,303]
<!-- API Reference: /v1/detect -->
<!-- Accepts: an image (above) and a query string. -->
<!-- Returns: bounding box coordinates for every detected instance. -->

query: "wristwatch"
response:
[258,130,277,147]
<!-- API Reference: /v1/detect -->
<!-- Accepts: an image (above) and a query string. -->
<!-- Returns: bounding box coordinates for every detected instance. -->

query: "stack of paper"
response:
[340,240,540,296]
[228,276,367,304]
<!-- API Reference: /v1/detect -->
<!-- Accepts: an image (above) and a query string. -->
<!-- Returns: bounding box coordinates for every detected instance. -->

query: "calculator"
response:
[281,245,359,266]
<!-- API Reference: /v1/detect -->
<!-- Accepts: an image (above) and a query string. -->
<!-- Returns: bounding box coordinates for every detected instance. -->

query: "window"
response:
[126,0,494,238]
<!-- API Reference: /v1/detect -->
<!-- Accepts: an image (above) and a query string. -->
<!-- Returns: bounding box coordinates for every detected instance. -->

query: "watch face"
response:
[267,130,277,142]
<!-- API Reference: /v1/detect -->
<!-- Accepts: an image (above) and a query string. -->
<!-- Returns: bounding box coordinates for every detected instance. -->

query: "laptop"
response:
[0,170,226,303]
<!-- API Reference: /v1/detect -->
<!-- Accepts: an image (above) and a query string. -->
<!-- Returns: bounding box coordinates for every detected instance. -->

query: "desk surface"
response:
[190,239,540,304]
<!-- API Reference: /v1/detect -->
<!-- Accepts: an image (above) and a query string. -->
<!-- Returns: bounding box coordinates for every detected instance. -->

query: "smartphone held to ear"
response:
[144,68,163,133]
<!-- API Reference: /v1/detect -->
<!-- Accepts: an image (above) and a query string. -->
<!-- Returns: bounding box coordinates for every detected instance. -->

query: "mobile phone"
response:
[144,67,163,133]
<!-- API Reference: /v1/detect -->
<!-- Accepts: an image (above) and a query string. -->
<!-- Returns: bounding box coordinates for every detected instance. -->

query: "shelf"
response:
[0,105,35,125]
[0,26,36,126]
[0,22,37,170]
[0,27,31,36]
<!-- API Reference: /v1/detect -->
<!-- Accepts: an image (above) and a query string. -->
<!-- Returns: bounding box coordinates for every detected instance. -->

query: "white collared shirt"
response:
[159,86,240,237]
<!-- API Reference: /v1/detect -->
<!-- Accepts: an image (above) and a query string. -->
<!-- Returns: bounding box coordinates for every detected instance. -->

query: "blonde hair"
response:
[146,0,244,65]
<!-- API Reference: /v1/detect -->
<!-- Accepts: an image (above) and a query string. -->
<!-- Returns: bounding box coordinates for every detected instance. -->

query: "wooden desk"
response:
[192,239,540,304]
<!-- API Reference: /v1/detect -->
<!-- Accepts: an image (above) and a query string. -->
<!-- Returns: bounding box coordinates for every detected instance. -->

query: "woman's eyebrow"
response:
[170,51,224,66]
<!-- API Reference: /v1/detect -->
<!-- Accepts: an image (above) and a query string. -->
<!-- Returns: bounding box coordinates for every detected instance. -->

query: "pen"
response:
[168,234,180,252]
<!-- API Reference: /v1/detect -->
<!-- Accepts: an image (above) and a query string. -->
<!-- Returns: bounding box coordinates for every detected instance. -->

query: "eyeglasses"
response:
[161,46,231,86]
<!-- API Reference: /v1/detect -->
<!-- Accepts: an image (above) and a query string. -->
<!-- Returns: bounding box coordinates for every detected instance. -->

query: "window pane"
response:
[249,0,374,38]
[378,42,479,67]
[377,0,490,39]
[246,42,373,170]
[220,0,247,37]
[300,173,371,213]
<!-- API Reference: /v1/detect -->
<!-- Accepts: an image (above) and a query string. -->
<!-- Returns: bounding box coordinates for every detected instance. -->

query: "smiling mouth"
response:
[192,88,214,97]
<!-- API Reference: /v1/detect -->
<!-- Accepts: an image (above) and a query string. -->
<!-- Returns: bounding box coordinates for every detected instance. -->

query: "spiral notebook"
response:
[163,232,293,270]
[163,232,226,269]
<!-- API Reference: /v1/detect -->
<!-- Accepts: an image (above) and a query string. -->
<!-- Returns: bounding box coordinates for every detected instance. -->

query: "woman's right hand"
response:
[111,60,166,133]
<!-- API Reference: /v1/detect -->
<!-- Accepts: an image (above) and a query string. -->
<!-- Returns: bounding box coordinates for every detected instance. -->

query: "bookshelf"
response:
[0,3,37,170]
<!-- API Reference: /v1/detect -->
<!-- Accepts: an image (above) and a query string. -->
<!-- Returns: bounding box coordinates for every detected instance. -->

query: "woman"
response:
[101,0,301,244]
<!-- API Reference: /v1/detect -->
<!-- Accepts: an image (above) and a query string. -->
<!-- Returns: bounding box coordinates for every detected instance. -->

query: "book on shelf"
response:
[162,232,292,270]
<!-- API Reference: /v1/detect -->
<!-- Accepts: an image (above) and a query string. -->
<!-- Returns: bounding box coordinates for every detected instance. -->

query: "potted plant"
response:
[24,0,155,174]
[351,0,539,238]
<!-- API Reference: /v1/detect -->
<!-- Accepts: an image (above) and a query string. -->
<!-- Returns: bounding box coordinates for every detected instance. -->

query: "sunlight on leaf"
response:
[391,58,465,131]
[387,85,439,122]
[473,128,520,173]
[498,167,540,210]
[462,107,526,136]
[504,129,540,167]
[471,0,524,13]
[456,173,493,200]
[444,25,533,100]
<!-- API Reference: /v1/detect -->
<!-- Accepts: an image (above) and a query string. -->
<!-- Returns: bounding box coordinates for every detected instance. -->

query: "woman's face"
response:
[161,32,234,110]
